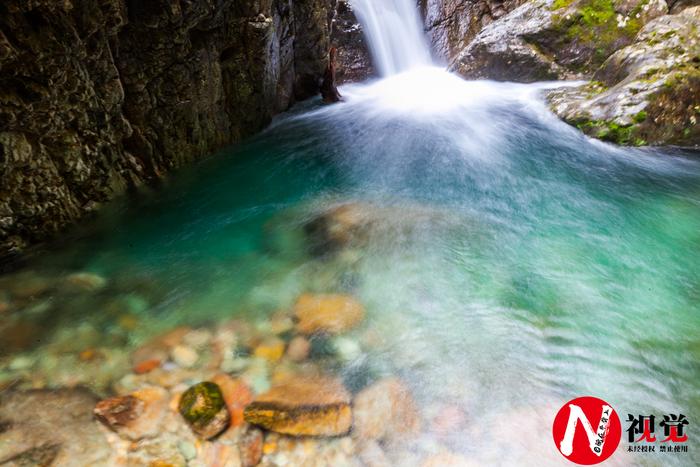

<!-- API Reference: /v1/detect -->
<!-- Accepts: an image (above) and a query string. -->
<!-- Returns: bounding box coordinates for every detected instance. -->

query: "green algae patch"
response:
[178,382,231,439]
[545,0,648,71]
[575,119,641,145]
[551,0,576,9]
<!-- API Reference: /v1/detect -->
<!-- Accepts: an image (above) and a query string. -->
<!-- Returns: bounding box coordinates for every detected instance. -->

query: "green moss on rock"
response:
[178,382,230,439]
[575,119,644,145]
[546,0,648,71]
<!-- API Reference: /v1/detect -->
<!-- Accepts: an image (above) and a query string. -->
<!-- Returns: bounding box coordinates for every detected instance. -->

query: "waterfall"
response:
[349,0,432,76]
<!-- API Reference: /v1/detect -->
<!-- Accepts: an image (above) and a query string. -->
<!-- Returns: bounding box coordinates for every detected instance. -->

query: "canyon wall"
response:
[0,0,335,257]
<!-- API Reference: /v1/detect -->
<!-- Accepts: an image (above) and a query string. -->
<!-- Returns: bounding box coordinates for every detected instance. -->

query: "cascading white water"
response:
[349,0,432,75]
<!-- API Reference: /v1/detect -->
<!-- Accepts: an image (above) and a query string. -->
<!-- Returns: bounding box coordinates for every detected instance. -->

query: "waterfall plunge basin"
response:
[2,65,700,465]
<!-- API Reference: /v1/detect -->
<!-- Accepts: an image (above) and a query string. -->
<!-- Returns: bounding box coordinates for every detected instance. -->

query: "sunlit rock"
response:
[451,0,667,82]
[211,373,254,428]
[244,376,352,436]
[253,337,286,363]
[294,293,366,335]
[549,6,700,146]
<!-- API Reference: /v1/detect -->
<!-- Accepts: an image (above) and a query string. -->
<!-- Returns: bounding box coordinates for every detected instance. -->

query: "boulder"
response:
[244,376,352,436]
[421,0,527,63]
[178,382,231,439]
[294,293,366,335]
[451,0,668,81]
[549,7,700,146]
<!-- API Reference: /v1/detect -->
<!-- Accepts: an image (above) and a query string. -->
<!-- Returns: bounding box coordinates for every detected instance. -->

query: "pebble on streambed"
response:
[1,262,431,465]
[178,381,231,439]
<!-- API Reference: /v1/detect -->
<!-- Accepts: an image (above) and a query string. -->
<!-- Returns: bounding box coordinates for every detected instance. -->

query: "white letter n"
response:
[559,404,611,457]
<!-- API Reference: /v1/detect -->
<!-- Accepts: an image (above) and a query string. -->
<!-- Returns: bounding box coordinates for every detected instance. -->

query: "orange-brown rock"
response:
[244,376,352,436]
[285,336,311,362]
[133,358,161,374]
[253,337,286,363]
[239,427,264,467]
[212,373,254,428]
[293,293,365,335]
[352,377,421,442]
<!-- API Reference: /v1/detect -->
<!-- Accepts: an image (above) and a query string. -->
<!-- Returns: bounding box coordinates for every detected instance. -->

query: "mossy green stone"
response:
[178,382,230,439]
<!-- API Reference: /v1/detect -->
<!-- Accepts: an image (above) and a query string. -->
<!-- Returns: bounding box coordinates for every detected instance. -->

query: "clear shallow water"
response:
[3,68,700,465]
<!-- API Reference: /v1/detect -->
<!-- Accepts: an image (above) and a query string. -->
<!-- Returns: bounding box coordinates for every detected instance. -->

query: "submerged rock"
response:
[352,377,421,442]
[211,373,254,428]
[0,388,113,465]
[94,386,169,440]
[253,337,286,363]
[294,293,366,335]
[305,202,375,255]
[286,336,312,362]
[240,427,264,467]
[549,6,700,146]
[244,376,352,436]
[131,326,192,370]
[178,382,231,439]
[171,344,199,368]
[63,272,108,293]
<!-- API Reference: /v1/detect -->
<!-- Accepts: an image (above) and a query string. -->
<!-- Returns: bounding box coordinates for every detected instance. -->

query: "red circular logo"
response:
[552,396,622,464]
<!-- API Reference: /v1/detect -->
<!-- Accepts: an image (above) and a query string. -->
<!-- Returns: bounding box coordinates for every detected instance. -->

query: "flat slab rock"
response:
[244,376,352,437]
[0,388,113,466]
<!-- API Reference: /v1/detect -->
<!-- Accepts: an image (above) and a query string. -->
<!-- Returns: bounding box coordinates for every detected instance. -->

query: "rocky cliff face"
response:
[0,0,334,258]
[330,0,374,83]
[421,0,526,63]
[549,6,700,146]
[445,0,699,147]
[450,0,669,81]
